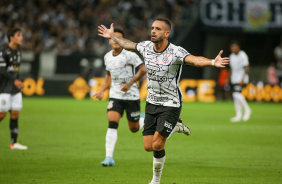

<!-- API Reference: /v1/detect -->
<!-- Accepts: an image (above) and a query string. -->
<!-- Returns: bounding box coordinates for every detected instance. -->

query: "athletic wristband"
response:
[211,59,215,66]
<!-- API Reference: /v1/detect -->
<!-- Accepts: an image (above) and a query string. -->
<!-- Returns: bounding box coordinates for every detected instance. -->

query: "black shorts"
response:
[231,83,246,93]
[107,98,140,122]
[143,102,181,137]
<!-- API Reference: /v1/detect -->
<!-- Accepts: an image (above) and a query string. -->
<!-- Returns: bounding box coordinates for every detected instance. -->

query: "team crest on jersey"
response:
[107,100,114,109]
[162,54,171,64]
[118,57,126,66]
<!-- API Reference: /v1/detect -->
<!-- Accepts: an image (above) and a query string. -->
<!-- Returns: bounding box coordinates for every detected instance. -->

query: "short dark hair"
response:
[230,40,240,47]
[114,27,124,37]
[155,18,171,30]
[7,28,21,42]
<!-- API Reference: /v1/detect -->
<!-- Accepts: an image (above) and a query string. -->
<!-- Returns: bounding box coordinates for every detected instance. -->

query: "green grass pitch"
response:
[0,97,281,184]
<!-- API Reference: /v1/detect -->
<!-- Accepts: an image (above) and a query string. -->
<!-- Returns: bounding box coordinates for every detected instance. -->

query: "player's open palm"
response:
[98,23,114,39]
[214,50,229,67]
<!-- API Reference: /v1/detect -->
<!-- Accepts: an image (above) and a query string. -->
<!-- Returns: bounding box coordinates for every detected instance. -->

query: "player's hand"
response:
[214,50,229,68]
[93,91,104,101]
[14,79,24,89]
[98,23,114,39]
[121,83,132,92]
[239,80,244,86]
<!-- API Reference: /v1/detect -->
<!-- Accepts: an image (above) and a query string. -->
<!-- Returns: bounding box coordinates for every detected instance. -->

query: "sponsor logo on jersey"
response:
[178,48,188,55]
[13,66,20,71]
[147,65,160,71]
[148,73,167,82]
[112,77,130,83]
[149,94,168,102]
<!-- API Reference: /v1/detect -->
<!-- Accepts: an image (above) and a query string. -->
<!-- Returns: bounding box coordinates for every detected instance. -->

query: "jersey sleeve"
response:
[129,52,143,67]
[241,51,249,67]
[104,54,110,72]
[176,46,190,64]
[136,41,149,56]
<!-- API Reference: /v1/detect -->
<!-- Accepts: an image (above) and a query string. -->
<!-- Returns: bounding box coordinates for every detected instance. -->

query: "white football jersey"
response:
[104,49,143,100]
[136,41,190,107]
[229,50,249,84]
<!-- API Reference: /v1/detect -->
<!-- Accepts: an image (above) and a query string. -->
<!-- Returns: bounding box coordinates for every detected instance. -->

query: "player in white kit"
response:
[229,41,251,122]
[98,19,229,183]
[94,28,147,166]
[95,28,190,167]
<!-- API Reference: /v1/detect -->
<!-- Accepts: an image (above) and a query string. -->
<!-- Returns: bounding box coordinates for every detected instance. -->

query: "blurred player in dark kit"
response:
[0,28,27,150]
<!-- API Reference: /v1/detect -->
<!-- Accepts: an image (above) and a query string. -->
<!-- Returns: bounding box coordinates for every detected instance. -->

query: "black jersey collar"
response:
[153,42,170,53]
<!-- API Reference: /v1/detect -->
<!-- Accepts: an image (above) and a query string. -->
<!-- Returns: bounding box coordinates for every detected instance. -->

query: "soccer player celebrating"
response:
[0,28,27,150]
[229,41,251,122]
[96,28,190,167]
[98,19,229,183]
[94,28,147,166]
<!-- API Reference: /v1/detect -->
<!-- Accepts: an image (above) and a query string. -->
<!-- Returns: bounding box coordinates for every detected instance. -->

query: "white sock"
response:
[105,128,117,158]
[151,156,165,183]
[236,92,251,113]
[233,92,242,118]
[139,116,144,130]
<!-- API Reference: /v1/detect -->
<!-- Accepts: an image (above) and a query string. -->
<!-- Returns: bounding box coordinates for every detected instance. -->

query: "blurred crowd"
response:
[0,0,194,56]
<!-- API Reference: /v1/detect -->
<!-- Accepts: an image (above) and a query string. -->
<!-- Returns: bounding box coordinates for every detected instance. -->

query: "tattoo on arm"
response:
[112,34,137,51]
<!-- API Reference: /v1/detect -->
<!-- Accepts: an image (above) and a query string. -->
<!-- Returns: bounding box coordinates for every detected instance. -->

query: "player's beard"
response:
[151,35,164,43]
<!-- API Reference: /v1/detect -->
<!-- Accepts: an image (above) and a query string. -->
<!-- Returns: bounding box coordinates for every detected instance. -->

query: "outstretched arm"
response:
[98,23,137,52]
[185,50,229,67]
